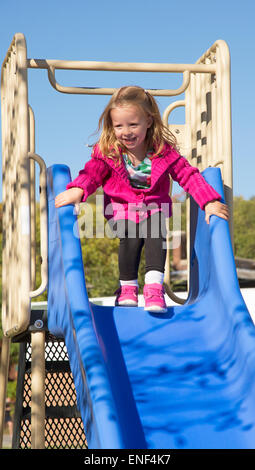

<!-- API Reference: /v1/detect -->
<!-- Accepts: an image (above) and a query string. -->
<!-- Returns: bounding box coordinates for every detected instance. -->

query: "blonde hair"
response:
[96,86,177,162]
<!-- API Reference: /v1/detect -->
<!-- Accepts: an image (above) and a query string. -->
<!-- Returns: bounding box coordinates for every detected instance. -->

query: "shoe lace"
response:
[145,286,164,300]
[114,285,137,296]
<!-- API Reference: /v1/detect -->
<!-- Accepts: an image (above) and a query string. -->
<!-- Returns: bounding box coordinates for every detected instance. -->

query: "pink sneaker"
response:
[143,283,167,313]
[115,285,138,307]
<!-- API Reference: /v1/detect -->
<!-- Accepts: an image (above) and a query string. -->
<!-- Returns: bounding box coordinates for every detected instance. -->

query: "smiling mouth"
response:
[123,137,136,144]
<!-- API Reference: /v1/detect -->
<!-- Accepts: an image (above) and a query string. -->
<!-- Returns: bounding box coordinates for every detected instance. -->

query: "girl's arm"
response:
[55,156,110,208]
[169,155,228,222]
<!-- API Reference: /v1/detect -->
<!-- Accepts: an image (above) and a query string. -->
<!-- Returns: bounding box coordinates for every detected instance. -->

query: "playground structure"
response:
[1,33,255,449]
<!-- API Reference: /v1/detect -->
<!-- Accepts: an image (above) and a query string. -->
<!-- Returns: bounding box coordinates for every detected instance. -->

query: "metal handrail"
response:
[47,66,191,96]
[162,99,186,124]
[162,99,188,305]
[27,57,216,73]
[28,152,48,298]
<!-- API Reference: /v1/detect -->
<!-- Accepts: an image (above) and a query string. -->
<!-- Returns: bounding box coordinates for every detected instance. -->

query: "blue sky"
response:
[0,0,255,199]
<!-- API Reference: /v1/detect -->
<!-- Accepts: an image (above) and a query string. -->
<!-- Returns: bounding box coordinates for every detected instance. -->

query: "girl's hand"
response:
[55,187,84,208]
[204,200,229,224]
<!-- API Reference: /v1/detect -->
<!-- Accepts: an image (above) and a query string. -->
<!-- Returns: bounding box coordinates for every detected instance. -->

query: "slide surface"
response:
[47,165,255,449]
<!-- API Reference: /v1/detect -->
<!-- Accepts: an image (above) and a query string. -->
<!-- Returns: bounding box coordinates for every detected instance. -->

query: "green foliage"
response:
[7,379,17,402]
[233,196,255,259]
[34,205,48,303]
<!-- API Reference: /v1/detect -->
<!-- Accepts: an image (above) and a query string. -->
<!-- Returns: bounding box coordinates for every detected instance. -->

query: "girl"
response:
[55,86,228,313]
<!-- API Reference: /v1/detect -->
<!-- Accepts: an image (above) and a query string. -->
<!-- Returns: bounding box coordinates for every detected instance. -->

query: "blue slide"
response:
[47,165,255,449]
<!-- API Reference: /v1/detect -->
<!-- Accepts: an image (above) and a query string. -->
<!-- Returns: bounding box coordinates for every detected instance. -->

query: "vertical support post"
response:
[0,337,11,447]
[1,33,31,338]
[31,330,45,449]
[29,106,36,291]
[216,42,233,243]
[12,342,27,449]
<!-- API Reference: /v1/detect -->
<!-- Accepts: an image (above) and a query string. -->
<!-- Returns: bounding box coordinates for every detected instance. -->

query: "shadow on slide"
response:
[47,165,255,449]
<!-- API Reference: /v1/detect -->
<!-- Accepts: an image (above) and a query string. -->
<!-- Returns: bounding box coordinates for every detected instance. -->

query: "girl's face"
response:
[110,105,152,155]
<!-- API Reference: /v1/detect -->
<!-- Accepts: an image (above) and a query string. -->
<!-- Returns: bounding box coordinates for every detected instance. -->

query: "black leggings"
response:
[111,212,167,281]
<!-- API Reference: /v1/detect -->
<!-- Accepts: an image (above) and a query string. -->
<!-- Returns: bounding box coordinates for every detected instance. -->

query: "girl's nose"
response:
[123,127,132,136]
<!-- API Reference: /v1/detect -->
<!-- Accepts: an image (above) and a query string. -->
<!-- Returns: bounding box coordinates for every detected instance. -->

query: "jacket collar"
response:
[93,144,180,192]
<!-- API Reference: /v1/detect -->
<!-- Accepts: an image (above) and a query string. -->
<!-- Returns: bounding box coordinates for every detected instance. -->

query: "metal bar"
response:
[27,58,216,73]
[213,159,224,167]
[162,99,186,125]
[211,71,218,165]
[1,49,8,334]
[28,152,48,298]
[205,69,213,167]
[47,67,191,96]
[0,337,11,448]
[217,42,233,242]
[31,330,45,449]
[200,71,207,168]
[29,106,36,291]
[162,99,188,305]
[215,47,223,173]
[17,61,31,331]
[11,342,27,449]
[184,80,192,296]
[190,72,196,164]
[195,72,202,170]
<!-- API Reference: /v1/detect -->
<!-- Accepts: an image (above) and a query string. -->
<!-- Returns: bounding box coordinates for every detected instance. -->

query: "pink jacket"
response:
[66,143,221,222]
